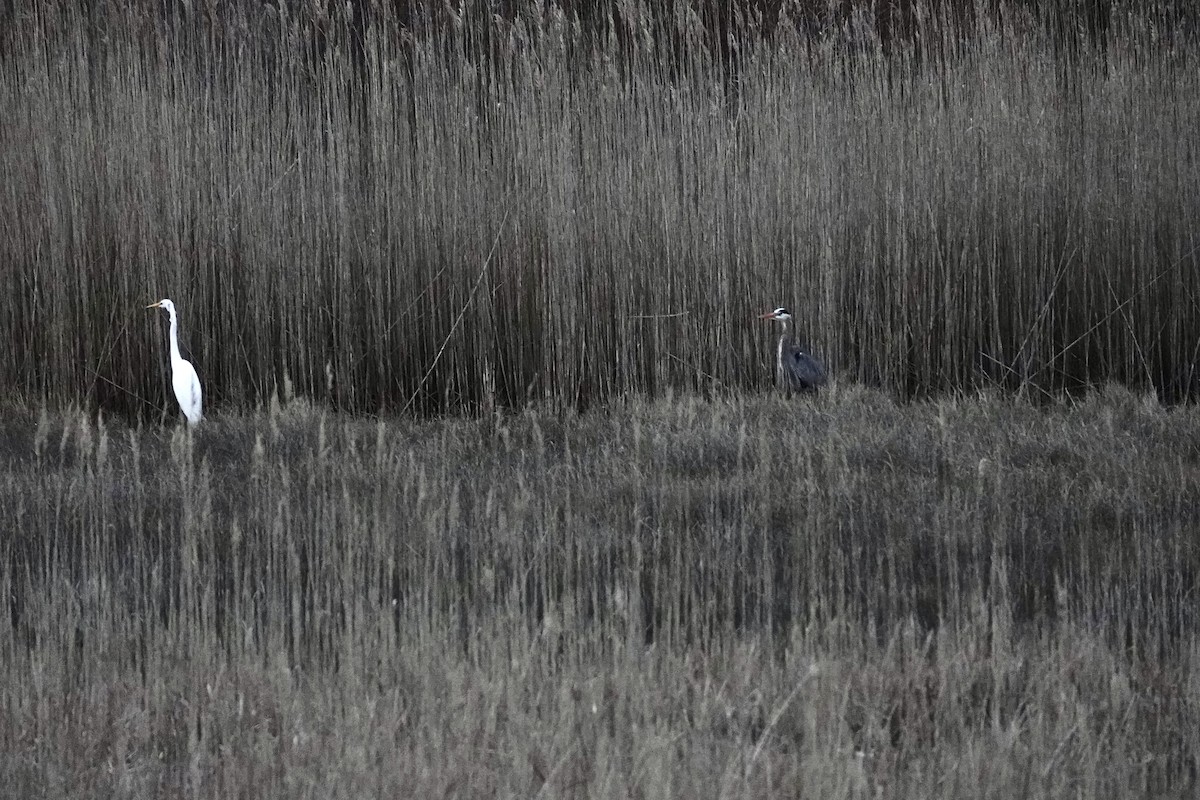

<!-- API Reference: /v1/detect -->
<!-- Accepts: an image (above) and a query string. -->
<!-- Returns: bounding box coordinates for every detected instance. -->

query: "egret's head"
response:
[146,299,175,314]
[759,307,792,323]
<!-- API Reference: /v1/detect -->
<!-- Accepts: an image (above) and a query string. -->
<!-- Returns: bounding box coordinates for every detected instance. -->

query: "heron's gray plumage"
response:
[781,341,826,392]
[762,307,827,393]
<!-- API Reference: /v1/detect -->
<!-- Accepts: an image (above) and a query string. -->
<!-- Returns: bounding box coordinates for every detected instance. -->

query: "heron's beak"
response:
[758,311,777,320]
[146,301,161,309]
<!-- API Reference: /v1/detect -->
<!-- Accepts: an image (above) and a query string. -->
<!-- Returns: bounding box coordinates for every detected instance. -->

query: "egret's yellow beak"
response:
[146,301,162,309]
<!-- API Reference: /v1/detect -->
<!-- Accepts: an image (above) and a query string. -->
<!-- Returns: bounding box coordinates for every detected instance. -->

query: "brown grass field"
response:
[1,389,1199,797]
[2,1,1200,797]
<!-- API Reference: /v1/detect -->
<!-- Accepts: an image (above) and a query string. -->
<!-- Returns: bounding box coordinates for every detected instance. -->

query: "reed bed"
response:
[0,389,1197,797]
[1,2,1198,418]
[2,4,1200,796]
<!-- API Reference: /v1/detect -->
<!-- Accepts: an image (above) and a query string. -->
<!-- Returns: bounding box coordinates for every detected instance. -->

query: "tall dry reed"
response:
[1,1,1198,418]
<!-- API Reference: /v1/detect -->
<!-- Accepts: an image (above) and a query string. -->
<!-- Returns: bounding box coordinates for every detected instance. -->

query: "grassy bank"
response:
[1,388,1197,797]
[1,2,1199,417]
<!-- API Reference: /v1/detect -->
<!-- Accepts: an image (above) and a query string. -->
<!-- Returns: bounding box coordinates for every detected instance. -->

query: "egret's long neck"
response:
[167,308,182,366]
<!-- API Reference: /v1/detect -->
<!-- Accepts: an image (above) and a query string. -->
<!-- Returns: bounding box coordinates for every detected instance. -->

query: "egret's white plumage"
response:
[147,298,203,426]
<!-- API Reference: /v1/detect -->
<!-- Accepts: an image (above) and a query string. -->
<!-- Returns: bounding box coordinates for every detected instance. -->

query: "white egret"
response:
[759,307,827,393]
[146,298,203,426]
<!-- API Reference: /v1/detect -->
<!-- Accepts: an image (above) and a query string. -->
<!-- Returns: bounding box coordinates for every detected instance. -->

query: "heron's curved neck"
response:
[776,320,789,374]
[777,319,794,346]
[166,308,183,365]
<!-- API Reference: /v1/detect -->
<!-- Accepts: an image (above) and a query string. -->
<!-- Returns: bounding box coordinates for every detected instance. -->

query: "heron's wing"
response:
[786,347,827,390]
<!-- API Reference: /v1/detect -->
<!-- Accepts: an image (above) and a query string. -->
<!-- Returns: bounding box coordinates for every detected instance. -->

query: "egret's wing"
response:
[173,361,204,424]
[188,374,203,415]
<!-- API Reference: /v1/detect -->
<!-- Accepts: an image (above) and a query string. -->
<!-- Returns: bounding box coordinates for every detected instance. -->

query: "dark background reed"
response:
[3,1,1199,418]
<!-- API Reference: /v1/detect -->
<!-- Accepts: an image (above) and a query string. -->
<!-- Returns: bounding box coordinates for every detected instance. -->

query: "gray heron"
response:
[759,307,827,393]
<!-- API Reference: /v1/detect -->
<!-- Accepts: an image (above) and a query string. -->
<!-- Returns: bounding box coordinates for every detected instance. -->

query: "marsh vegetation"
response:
[2,1,1199,415]
[2,389,1198,797]
[2,1,1199,797]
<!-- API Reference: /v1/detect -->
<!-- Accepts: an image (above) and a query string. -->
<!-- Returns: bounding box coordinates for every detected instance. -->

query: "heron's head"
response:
[146,299,175,314]
[759,307,792,323]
